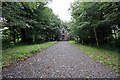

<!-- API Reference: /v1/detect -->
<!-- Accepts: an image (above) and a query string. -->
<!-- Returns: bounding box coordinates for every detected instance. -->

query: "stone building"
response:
[59,27,69,41]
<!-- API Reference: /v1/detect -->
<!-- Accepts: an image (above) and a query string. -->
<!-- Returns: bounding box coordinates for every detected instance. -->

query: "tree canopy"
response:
[2,1,120,49]
[2,2,62,48]
[69,1,120,48]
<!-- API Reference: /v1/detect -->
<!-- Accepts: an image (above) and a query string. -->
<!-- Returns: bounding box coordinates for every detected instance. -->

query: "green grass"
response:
[2,41,57,67]
[69,41,120,73]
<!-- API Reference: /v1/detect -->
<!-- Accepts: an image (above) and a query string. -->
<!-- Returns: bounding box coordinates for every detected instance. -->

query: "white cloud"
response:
[47,0,74,22]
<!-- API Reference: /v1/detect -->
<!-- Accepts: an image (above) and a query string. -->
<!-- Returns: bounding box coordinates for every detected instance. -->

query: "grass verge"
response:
[2,41,57,68]
[69,41,120,73]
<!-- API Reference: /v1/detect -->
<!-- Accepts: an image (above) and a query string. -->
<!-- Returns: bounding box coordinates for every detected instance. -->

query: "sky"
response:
[47,0,74,22]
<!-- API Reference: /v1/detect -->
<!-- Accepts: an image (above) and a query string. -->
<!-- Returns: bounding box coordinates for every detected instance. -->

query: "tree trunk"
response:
[113,25,117,47]
[94,27,99,48]
[13,29,16,44]
[32,35,35,43]
[10,27,16,44]
[21,28,27,43]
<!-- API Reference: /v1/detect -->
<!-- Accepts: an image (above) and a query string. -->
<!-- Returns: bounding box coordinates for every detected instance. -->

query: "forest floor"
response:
[2,41,119,78]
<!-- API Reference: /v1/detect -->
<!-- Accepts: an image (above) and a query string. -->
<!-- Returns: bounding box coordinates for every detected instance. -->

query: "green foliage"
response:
[70,1,120,48]
[2,2,62,45]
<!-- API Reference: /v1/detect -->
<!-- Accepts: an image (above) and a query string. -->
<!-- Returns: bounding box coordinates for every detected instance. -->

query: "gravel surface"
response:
[2,41,118,78]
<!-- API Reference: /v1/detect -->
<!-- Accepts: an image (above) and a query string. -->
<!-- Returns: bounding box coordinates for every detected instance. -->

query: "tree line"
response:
[2,2,62,48]
[69,1,120,48]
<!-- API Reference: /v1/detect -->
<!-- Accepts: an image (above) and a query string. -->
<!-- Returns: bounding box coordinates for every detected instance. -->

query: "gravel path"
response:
[2,41,118,78]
